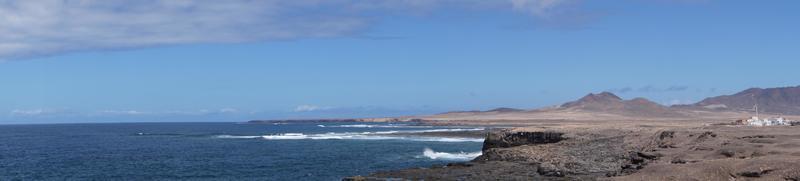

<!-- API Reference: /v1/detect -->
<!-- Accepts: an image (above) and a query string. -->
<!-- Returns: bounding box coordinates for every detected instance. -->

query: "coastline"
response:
[344,119,800,180]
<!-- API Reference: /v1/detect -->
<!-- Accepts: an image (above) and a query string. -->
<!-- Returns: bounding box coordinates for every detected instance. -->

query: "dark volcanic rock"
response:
[481,131,565,151]
[537,163,566,177]
[476,130,631,176]
[654,131,678,148]
[738,169,774,178]
[636,151,662,160]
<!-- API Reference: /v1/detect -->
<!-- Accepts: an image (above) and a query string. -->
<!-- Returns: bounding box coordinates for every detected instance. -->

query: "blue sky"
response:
[1,0,799,123]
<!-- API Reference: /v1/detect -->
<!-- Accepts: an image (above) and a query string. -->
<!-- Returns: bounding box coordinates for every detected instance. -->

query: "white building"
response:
[743,117,792,126]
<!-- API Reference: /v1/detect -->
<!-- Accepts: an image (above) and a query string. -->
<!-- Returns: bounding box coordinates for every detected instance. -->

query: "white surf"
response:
[422,148,482,161]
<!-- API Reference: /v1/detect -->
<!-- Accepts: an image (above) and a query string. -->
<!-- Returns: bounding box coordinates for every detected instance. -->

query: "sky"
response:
[1,0,799,124]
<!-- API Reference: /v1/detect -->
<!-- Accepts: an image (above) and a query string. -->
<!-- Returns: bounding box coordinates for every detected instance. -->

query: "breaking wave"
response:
[215,128,485,143]
[422,148,482,161]
[259,132,484,142]
[406,137,484,142]
[261,133,307,140]
[215,135,262,139]
[327,124,434,128]
[401,128,484,133]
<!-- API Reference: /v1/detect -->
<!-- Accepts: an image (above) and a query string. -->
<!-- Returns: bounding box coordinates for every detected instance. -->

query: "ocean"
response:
[0,122,484,180]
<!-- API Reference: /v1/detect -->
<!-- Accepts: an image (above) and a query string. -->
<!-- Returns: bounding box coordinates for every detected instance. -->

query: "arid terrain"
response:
[347,119,800,180]
[341,86,800,180]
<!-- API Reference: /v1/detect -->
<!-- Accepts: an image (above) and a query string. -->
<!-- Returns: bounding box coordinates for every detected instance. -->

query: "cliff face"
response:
[689,86,800,115]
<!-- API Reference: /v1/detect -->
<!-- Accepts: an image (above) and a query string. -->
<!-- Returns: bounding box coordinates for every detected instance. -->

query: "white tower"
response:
[752,94,759,119]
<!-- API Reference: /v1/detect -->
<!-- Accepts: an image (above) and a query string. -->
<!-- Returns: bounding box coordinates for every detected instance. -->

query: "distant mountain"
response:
[686,86,800,115]
[441,107,525,114]
[561,92,624,111]
[427,92,688,120]
[487,107,525,113]
[561,92,683,117]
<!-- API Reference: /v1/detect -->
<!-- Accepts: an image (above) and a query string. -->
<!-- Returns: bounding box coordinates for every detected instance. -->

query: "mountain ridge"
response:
[558,92,684,118]
[682,85,800,115]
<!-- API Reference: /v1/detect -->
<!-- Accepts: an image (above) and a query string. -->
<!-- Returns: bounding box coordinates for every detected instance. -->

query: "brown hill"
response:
[687,86,800,115]
[560,92,683,117]
[423,92,691,121]
[561,92,624,110]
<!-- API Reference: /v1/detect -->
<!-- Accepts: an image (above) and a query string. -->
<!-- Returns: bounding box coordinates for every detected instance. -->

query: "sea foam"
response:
[328,124,434,128]
[216,128,485,142]
[261,133,307,140]
[215,135,262,139]
[422,148,482,161]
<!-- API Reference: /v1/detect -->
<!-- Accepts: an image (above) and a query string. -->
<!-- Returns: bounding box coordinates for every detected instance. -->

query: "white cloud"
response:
[0,0,368,60]
[219,108,239,114]
[96,110,150,116]
[510,0,574,18]
[9,109,72,116]
[10,109,46,116]
[294,105,333,112]
[0,0,577,60]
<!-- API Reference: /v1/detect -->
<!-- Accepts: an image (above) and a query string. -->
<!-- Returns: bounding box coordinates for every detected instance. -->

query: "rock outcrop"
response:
[481,130,564,151]
[475,130,638,177]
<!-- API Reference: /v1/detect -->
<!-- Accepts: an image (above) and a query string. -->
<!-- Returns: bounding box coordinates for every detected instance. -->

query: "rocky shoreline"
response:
[345,123,800,181]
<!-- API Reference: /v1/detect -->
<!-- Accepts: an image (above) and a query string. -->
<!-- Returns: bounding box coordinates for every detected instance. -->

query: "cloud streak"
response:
[511,0,574,18]
[0,0,576,60]
[8,109,75,117]
[294,105,334,112]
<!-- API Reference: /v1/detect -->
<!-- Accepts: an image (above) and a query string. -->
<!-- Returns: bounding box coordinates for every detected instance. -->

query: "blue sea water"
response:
[0,122,484,180]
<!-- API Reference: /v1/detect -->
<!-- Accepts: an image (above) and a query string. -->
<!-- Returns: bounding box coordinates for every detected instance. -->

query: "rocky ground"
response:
[345,120,800,181]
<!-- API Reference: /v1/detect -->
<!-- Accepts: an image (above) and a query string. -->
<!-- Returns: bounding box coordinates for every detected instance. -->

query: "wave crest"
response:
[215,135,261,139]
[214,127,485,142]
[214,129,485,142]
[262,133,307,140]
[422,148,482,161]
[328,124,434,128]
